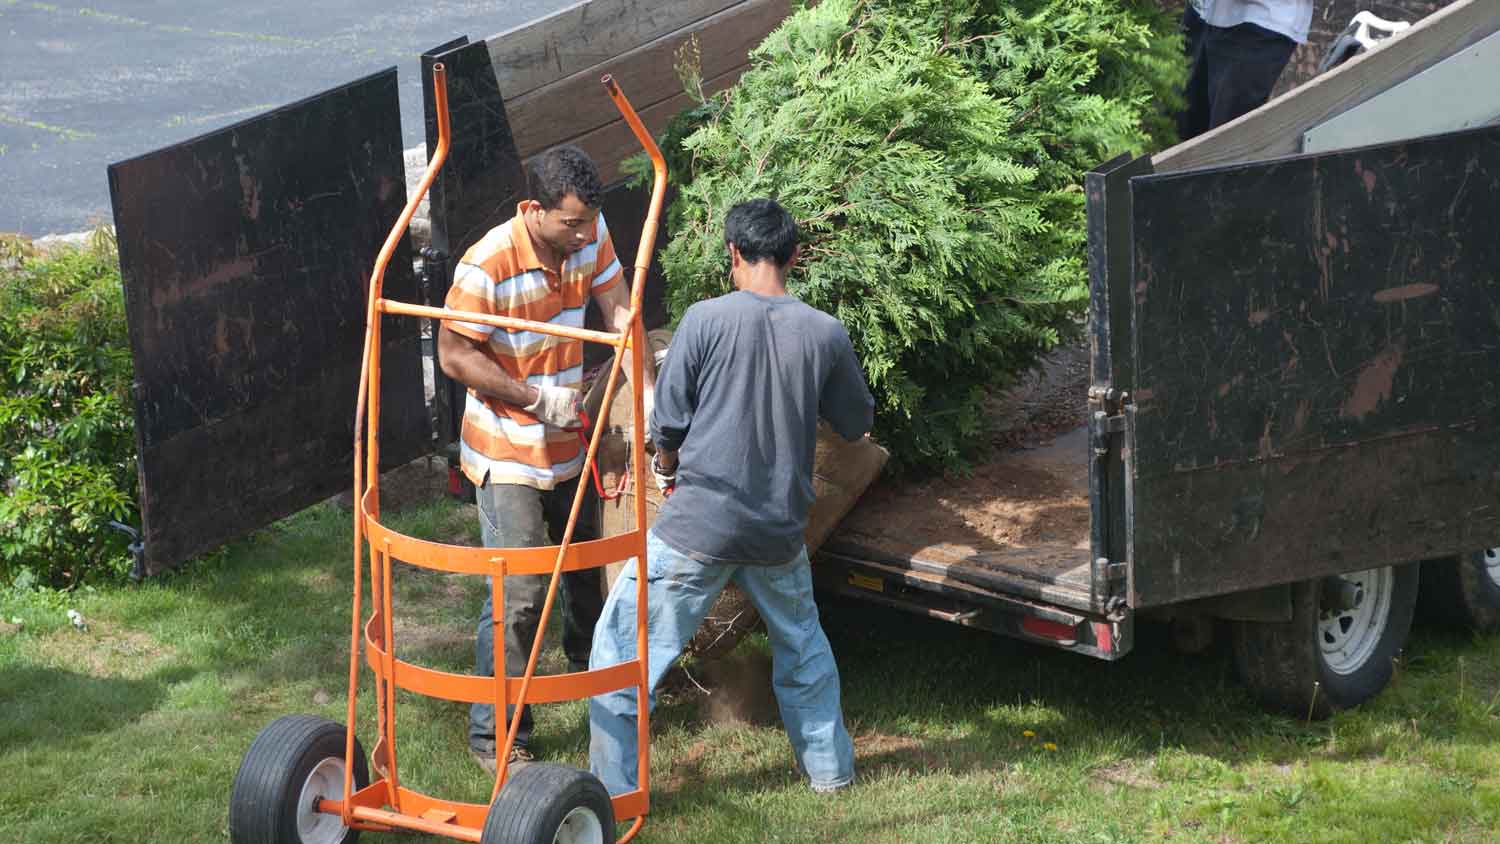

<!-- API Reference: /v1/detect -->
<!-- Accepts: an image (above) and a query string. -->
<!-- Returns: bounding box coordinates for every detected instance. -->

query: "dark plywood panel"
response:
[1131,428,1499,607]
[1128,124,1500,606]
[422,39,527,452]
[1085,153,1152,610]
[109,68,427,575]
[1085,153,1154,392]
[423,38,528,275]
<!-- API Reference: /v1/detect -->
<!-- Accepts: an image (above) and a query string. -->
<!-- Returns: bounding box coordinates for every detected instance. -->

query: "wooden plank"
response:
[481,0,745,101]
[1301,28,1500,153]
[507,0,787,160]
[1152,0,1500,173]
[528,60,751,185]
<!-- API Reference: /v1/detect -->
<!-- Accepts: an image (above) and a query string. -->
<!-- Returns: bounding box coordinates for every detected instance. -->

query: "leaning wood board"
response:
[478,0,793,184]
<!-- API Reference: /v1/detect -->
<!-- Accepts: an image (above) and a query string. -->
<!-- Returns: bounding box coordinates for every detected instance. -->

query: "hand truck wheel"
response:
[481,763,614,844]
[229,714,369,844]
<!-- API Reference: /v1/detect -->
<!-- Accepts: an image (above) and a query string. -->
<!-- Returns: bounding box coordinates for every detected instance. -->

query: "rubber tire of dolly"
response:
[229,714,369,844]
[1418,550,1500,633]
[481,763,615,844]
[1231,563,1419,720]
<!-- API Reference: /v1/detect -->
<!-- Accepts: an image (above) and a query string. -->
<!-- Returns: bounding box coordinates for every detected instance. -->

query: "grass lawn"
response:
[3,466,1498,843]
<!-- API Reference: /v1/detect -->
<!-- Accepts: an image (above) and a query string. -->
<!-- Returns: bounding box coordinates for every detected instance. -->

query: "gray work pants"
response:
[469,474,602,754]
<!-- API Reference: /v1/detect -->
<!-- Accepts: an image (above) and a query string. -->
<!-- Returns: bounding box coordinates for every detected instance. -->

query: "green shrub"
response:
[0,231,137,586]
[630,0,1183,472]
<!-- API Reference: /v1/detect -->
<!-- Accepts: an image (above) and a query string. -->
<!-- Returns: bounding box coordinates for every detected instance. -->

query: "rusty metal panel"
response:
[108,68,427,575]
[1128,125,1500,607]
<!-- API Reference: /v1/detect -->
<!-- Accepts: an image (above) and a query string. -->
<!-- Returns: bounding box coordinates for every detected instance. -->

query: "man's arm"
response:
[437,324,535,408]
[593,271,657,396]
[647,307,702,476]
[821,325,875,442]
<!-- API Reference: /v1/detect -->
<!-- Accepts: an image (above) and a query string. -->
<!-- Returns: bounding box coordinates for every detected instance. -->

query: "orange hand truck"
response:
[228,65,665,844]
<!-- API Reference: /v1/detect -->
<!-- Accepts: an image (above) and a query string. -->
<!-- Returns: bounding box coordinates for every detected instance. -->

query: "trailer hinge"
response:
[1094,557,1127,585]
[1089,410,1128,456]
[1091,556,1130,616]
[418,246,449,306]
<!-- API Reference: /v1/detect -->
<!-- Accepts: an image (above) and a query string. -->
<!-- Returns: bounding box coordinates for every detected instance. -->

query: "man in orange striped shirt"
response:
[439,145,655,773]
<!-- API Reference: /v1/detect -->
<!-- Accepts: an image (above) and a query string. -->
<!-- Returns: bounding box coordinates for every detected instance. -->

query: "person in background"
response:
[1179,0,1315,139]
[587,198,875,799]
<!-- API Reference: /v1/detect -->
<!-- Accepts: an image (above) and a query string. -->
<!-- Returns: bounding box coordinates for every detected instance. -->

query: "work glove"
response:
[650,452,676,496]
[525,385,583,429]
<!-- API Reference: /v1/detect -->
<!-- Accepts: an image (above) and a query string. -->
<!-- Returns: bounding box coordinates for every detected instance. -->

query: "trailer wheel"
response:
[1419,549,1500,633]
[1232,563,1418,719]
[481,763,614,844]
[229,715,368,844]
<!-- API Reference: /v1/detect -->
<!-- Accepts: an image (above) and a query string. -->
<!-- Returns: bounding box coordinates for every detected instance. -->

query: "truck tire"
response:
[229,714,368,844]
[1232,563,1419,719]
[1418,549,1500,633]
[481,763,614,844]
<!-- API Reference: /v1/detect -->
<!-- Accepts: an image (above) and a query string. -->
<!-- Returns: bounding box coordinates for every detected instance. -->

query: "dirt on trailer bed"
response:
[832,342,1092,589]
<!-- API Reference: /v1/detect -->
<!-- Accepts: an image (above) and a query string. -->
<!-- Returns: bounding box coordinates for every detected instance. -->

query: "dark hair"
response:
[528,145,603,210]
[724,198,798,267]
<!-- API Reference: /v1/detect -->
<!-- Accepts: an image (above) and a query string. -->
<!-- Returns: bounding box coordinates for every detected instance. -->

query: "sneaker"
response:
[810,776,854,795]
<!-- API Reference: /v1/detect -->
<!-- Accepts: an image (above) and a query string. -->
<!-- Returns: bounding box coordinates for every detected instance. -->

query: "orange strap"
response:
[572,409,629,502]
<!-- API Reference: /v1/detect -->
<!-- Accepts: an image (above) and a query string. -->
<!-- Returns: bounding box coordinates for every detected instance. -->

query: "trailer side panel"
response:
[1128,125,1500,607]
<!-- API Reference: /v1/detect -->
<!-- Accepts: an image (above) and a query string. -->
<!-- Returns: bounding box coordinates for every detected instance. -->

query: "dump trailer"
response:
[814,15,1500,716]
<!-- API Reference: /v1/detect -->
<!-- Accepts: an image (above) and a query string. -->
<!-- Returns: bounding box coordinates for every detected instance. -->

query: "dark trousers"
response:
[1178,6,1298,141]
[469,473,603,754]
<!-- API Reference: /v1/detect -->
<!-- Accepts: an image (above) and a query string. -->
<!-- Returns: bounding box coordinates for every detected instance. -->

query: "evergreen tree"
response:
[631,0,1183,472]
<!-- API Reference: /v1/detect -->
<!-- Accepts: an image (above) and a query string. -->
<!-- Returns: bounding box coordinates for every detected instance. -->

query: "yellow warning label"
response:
[849,573,884,593]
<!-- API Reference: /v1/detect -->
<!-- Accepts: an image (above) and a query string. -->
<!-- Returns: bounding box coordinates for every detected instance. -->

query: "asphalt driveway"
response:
[1,0,571,235]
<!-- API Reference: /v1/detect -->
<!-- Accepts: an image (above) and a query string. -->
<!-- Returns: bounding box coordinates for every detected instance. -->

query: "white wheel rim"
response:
[1319,566,1393,675]
[295,758,348,844]
[1482,548,1500,589]
[554,805,604,844]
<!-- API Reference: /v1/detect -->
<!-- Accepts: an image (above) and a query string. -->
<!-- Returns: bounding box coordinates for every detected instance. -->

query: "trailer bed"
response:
[826,423,1095,612]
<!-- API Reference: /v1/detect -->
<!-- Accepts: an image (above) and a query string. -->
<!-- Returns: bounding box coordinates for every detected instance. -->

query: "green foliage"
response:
[633,0,1183,472]
[0,231,137,586]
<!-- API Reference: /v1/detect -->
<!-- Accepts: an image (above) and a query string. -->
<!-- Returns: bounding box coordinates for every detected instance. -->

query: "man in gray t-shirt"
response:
[588,198,874,801]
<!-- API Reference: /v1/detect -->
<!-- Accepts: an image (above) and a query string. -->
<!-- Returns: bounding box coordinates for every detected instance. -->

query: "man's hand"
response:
[526,385,583,429]
[650,451,677,496]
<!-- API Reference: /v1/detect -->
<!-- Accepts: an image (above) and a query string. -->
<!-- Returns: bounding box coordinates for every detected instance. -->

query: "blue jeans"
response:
[588,530,854,796]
